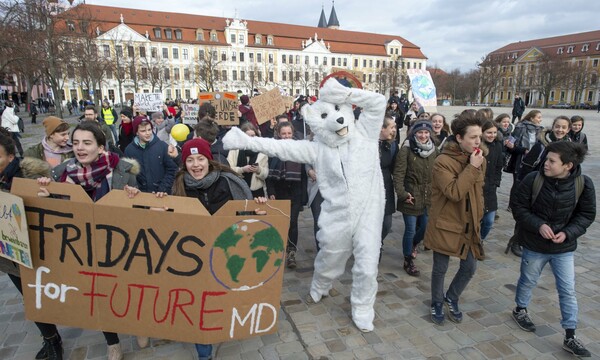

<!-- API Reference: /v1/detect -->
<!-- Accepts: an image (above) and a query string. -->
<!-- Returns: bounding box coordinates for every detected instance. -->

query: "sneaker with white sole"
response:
[512,308,536,332]
[563,336,591,357]
[431,302,445,325]
[444,296,463,323]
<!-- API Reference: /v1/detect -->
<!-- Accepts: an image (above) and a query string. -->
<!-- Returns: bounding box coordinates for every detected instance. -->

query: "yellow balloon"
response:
[171,124,190,142]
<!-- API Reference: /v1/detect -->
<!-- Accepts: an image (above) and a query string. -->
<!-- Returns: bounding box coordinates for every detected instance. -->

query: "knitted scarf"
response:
[61,152,119,200]
[268,157,302,182]
[183,170,252,200]
[409,135,436,158]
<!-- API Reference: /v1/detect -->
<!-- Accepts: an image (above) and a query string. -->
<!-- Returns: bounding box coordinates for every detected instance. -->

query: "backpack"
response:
[17,117,24,133]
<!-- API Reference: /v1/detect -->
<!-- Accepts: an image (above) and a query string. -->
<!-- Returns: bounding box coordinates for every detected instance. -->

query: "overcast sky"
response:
[85,0,600,72]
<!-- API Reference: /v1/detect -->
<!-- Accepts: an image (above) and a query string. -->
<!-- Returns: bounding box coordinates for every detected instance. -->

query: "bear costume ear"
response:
[300,101,314,120]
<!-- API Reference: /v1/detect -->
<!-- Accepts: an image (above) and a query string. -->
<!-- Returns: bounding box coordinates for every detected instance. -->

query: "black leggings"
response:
[10,132,23,157]
[8,274,119,345]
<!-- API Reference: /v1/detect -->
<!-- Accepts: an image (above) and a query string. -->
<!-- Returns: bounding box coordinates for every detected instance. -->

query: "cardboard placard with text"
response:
[134,93,164,112]
[0,192,32,268]
[181,104,200,125]
[11,178,290,344]
[198,92,239,126]
[249,88,287,125]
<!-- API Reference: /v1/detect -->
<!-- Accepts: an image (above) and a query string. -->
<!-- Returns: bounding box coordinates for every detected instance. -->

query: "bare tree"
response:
[477,53,510,104]
[139,53,170,93]
[532,53,570,107]
[567,60,591,105]
[193,47,222,92]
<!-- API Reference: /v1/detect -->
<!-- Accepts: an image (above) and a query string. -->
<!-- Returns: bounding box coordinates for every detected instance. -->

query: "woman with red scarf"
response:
[117,107,136,152]
[37,121,140,360]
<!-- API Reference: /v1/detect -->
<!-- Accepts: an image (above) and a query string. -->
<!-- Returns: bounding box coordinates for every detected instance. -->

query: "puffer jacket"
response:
[510,167,595,254]
[1,106,20,132]
[0,157,52,276]
[423,138,486,260]
[483,135,504,213]
[505,120,543,174]
[393,138,438,216]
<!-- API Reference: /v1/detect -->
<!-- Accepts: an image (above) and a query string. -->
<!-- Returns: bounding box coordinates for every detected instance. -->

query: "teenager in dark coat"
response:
[481,121,504,240]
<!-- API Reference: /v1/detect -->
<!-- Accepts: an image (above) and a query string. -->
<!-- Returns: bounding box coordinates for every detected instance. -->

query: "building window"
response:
[368,74,372,82]
[257,53,262,63]
[249,53,254,62]
[324,57,327,66]
[185,89,191,99]
[376,60,380,68]
[103,44,110,57]
[141,68,148,80]
[249,71,254,81]
[165,29,172,40]
[338,58,341,66]
[115,45,123,57]
[282,54,286,64]
[173,48,179,59]
[269,71,273,82]
[567,46,574,53]
[184,68,190,80]
[268,53,273,63]
[162,48,168,59]
[222,70,227,81]
[210,31,217,42]
[182,48,188,60]
[407,62,411,69]
[282,71,287,81]
[369,60,373,68]
[127,46,134,57]
[395,49,398,55]
[139,46,146,58]
[267,36,273,45]
[587,90,593,101]
[596,43,600,51]
[255,34,261,44]
[305,72,309,81]
[509,77,513,86]
[582,44,589,52]
[289,55,293,64]
[196,29,204,41]
[363,59,366,67]
[232,70,237,81]
[315,56,319,65]
[557,47,564,54]
[295,55,300,64]
[175,29,182,40]
[164,68,170,80]
[258,72,262,82]
[153,28,161,39]
[198,49,204,59]
[560,91,565,101]
[418,63,422,69]
[315,72,319,82]
[295,71,299,81]
[240,70,245,80]
[305,56,309,65]
[354,59,358,67]
[239,34,244,44]
[230,34,236,44]
[174,68,180,80]
[593,59,599,67]
[231,51,237,62]
[289,71,293,81]
[240,52,244,62]
[151,47,157,58]
[221,52,226,61]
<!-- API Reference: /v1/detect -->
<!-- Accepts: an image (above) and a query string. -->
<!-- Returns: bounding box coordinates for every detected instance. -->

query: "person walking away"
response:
[511,94,525,124]
[30,101,38,124]
[1,100,24,158]
[393,119,438,275]
[425,111,485,325]
[510,141,595,358]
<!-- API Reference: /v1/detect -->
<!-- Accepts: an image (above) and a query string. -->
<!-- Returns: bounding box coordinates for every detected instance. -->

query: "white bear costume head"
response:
[300,79,356,147]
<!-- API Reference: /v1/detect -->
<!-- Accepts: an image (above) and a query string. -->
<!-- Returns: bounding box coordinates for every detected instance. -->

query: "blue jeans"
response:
[401,210,428,257]
[515,248,578,329]
[480,210,496,240]
[195,343,213,360]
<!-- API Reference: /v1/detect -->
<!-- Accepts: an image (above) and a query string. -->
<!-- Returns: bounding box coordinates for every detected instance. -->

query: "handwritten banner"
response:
[249,88,287,125]
[11,179,290,344]
[134,93,164,112]
[181,104,199,125]
[198,92,239,126]
[0,192,32,268]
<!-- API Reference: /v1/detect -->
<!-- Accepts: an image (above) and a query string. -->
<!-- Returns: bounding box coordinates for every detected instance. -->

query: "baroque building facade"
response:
[62,4,426,103]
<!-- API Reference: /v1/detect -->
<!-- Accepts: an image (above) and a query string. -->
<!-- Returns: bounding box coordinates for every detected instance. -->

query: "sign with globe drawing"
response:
[11,179,291,344]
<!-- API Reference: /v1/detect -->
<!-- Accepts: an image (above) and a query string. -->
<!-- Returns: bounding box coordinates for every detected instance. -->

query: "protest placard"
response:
[181,104,199,125]
[134,93,164,112]
[331,67,363,81]
[11,178,290,344]
[0,192,32,268]
[407,69,437,108]
[249,88,287,125]
[198,92,239,126]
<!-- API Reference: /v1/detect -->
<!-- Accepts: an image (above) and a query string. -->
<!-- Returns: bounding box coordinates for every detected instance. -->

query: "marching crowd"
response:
[0,91,596,359]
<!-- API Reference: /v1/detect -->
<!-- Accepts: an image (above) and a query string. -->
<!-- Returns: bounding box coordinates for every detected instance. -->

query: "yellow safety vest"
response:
[102,108,115,125]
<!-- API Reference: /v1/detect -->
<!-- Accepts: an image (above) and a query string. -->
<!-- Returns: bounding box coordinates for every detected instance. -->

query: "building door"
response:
[525,91,531,106]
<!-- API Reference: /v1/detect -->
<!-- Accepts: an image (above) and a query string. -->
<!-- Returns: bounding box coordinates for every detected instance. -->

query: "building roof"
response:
[72,4,426,59]
[327,3,340,28]
[317,8,327,28]
[489,30,600,61]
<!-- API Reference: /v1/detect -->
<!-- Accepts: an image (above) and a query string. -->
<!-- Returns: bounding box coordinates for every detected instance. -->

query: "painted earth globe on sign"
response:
[210,220,285,291]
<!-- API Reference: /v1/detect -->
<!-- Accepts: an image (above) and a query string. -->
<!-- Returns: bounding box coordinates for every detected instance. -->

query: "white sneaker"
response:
[107,343,123,360]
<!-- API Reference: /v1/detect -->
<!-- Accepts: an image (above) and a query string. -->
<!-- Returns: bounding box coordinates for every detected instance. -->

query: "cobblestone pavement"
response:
[1,107,600,359]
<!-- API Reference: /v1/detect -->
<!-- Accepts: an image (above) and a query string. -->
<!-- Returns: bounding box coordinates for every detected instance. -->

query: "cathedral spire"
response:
[317,5,327,28]
[327,1,339,29]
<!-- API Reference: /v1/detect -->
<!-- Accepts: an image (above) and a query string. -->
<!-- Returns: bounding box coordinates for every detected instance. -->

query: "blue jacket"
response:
[124,135,177,194]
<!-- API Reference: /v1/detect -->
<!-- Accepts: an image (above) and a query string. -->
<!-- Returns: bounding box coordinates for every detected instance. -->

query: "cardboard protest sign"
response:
[198,92,239,126]
[0,192,32,268]
[134,93,163,112]
[181,103,199,125]
[12,178,290,344]
[249,88,287,125]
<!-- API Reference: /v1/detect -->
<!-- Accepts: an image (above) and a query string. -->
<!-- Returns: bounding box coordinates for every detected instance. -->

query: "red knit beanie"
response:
[132,115,153,135]
[182,138,213,163]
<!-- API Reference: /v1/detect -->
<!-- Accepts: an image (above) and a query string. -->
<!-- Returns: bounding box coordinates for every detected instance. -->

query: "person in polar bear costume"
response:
[223,78,386,332]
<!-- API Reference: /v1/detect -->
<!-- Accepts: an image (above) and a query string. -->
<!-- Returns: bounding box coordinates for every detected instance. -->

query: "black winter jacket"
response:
[510,167,596,254]
[483,138,504,213]
[379,140,397,216]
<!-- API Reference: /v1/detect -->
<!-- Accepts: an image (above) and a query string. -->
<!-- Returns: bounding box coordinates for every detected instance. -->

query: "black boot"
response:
[510,241,522,257]
[36,333,63,360]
